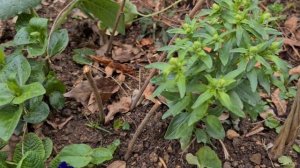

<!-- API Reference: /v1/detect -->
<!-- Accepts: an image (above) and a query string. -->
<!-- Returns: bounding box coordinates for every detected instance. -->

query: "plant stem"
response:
[83,66,105,124]
[125,101,161,160]
[130,0,205,110]
[106,0,126,56]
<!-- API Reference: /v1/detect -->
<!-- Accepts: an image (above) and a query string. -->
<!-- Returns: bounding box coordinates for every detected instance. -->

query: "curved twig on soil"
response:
[130,0,205,110]
[125,101,161,160]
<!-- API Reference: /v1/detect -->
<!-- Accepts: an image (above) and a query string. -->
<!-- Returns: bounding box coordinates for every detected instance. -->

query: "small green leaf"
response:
[0,105,22,141]
[177,74,186,98]
[0,48,5,68]
[72,48,95,65]
[49,91,65,110]
[47,29,69,57]
[12,82,46,104]
[145,62,170,71]
[195,128,210,144]
[196,146,221,168]
[264,116,280,129]
[113,118,123,131]
[44,72,66,94]
[188,102,208,126]
[292,144,300,153]
[192,90,214,109]
[122,121,130,130]
[236,25,244,46]
[278,156,294,167]
[23,101,49,124]
[205,115,225,139]
[162,95,191,119]
[90,147,113,165]
[247,69,258,92]
[0,83,15,106]
[165,113,192,139]
[186,153,201,167]
[43,137,53,160]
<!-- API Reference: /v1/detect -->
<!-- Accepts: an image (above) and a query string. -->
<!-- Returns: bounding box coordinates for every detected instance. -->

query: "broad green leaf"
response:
[235,83,261,106]
[188,102,208,126]
[205,115,225,139]
[58,144,93,168]
[196,146,221,168]
[27,60,47,83]
[49,91,65,110]
[0,105,22,141]
[165,113,192,139]
[0,83,15,106]
[72,48,95,65]
[192,90,214,109]
[44,72,66,94]
[43,138,53,160]
[177,74,186,98]
[16,13,35,30]
[16,151,44,168]
[229,91,243,110]
[264,117,280,129]
[162,95,191,119]
[79,0,125,34]
[0,53,31,85]
[23,101,49,124]
[124,0,139,24]
[246,69,258,92]
[12,82,46,104]
[14,27,31,45]
[218,91,245,117]
[13,133,45,163]
[90,147,114,164]
[195,129,210,144]
[0,0,41,19]
[27,43,47,57]
[47,29,69,57]
[186,153,201,167]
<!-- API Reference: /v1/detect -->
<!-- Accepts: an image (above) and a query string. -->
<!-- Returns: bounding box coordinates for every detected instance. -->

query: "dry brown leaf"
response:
[284,16,299,33]
[284,38,300,47]
[140,38,153,46]
[259,108,276,119]
[107,160,126,168]
[90,55,134,75]
[117,73,126,83]
[271,89,287,116]
[143,84,156,102]
[204,47,212,53]
[105,97,131,123]
[96,43,109,56]
[112,44,139,63]
[226,129,240,140]
[64,77,119,113]
[105,66,114,77]
[289,65,300,75]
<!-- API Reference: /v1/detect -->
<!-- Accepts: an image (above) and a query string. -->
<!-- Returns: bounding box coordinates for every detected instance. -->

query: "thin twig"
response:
[218,139,230,160]
[130,0,205,110]
[83,66,105,123]
[106,0,126,55]
[125,102,161,160]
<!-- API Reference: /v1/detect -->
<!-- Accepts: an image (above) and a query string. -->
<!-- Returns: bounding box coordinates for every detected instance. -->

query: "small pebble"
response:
[250,153,262,165]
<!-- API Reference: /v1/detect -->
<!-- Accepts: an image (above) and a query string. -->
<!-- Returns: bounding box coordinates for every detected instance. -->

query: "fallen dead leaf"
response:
[90,55,134,75]
[140,38,153,46]
[96,43,109,56]
[107,160,126,168]
[226,129,240,140]
[259,108,276,119]
[64,77,119,113]
[143,84,156,103]
[117,73,126,83]
[284,16,299,33]
[105,66,114,77]
[204,47,212,53]
[271,88,287,116]
[289,65,300,75]
[112,44,141,63]
[284,38,300,47]
[105,96,131,123]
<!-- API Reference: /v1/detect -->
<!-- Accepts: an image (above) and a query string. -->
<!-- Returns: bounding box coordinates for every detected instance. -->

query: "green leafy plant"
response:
[278,156,295,168]
[0,133,53,168]
[0,0,41,19]
[50,139,120,168]
[147,0,289,149]
[186,146,221,168]
[0,49,65,142]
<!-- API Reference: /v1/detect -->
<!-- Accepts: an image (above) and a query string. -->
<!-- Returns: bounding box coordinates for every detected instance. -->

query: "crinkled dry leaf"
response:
[64,77,119,113]
[107,160,126,168]
[105,65,114,77]
[112,44,135,63]
[271,89,287,116]
[105,97,131,123]
[96,43,109,56]
[226,129,240,140]
[117,73,126,83]
[289,65,300,75]
[90,55,134,75]
[284,16,299,33]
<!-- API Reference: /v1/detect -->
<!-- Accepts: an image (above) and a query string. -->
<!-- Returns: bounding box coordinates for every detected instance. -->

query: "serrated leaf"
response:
[0,0,41,19]
[205,115,225,139]
[47,29,69,57]
[16,151,44,168]
[13,133,45,163]
[0,105,22,141]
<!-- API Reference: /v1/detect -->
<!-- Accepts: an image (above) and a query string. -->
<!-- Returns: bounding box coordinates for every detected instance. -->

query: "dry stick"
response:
[125,102,161,160]
[130,0,205,110]
[270,83,300,160]
[106,0,126,55]
[83,66,105,123]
